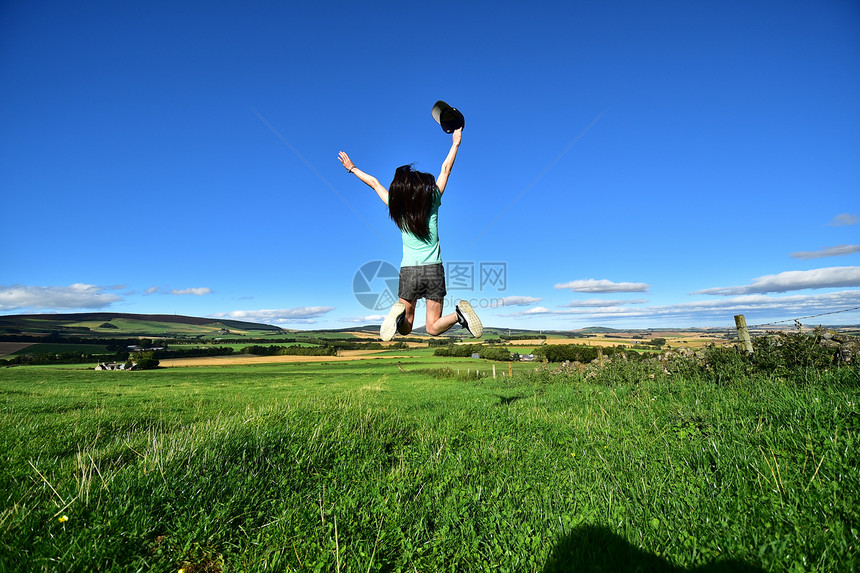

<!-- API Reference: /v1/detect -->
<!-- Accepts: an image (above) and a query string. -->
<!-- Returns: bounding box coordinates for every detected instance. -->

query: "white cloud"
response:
[502,290,860,325]
[828,213,858,227]
[339,315,385,323]
[693,266,860,296]
[211,307,335,324]
[500,296,543,306]
[790,245,860,260]
[145,286,160,295]
[512,306,554,315]
[171,287,212,296]
[502,305,621,317]
[561,298,649,308]
[555,279,649,293]
[0,284,123,311]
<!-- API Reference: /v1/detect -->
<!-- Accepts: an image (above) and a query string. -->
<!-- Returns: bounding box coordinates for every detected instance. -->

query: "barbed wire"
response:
[747,306,860,329]
[719,305,860,342]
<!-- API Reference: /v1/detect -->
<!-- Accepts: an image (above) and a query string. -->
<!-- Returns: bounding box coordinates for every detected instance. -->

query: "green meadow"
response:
[0,352,858,572]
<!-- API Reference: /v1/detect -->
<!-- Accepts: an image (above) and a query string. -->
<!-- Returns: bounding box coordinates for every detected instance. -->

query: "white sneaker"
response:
[456,300,483,338]
[380,301,406,341]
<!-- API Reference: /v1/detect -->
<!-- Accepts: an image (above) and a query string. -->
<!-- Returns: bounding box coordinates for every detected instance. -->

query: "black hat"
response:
[431,100,465,133]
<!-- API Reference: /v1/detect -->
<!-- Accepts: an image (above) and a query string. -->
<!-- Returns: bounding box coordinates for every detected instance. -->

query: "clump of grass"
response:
[417,367,490,382]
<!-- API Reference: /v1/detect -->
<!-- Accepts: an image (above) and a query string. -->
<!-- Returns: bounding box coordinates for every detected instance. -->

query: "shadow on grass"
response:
[496,394,526,406]
[543,526,763,573]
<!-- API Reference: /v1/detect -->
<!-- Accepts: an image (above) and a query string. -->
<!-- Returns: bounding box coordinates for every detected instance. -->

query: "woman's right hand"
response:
[338,151,355,172]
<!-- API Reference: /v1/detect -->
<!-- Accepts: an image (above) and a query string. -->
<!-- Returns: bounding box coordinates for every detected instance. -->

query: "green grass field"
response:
[1,353,858,572]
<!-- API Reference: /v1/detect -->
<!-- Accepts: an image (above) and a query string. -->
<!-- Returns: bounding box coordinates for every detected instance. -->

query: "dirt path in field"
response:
[159,350,413,367]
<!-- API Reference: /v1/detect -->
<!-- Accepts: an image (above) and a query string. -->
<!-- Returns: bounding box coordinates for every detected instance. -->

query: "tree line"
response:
[433,344,513,361]
[432,342,645,363]
[531,344,641,363]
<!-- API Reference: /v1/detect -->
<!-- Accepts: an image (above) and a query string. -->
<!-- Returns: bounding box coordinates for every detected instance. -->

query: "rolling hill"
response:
[0,312,286,337]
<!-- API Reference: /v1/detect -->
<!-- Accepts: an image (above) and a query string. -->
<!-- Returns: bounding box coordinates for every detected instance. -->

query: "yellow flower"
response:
[58,515,69,523]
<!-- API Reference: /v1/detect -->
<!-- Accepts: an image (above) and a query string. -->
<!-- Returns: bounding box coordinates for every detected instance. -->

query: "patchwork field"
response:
[538,333,728,349]
[0,342,34,356]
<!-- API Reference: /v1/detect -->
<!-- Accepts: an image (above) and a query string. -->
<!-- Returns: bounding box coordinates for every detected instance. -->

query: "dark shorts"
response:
[399,263,447,302]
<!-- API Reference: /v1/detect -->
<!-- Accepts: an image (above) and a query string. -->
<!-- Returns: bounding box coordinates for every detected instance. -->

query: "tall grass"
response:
[0,354,857,572]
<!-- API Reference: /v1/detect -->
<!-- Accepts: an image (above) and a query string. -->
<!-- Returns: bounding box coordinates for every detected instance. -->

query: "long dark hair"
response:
[388,164,437,240]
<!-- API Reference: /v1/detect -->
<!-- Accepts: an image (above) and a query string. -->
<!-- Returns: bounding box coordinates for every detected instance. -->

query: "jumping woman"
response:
[337,127,482,341]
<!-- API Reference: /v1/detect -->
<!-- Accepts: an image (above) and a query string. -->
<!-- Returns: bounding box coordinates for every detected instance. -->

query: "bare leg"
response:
[425,298,459,336]
[381,298,416,341]
[399,298,416,335]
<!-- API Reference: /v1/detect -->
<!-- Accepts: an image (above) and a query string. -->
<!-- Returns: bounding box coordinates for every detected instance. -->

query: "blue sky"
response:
[2,0,858,330]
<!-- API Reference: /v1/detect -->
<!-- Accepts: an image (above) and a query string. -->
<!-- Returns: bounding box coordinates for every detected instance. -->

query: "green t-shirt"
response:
[398,188,442,267]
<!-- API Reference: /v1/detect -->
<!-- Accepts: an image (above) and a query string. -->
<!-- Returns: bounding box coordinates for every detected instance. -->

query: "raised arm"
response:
[338,151,389,205]
[436,128,462,195]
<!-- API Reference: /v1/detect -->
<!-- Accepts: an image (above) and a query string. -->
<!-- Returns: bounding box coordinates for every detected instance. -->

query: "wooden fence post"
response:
[734,314,753,354]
